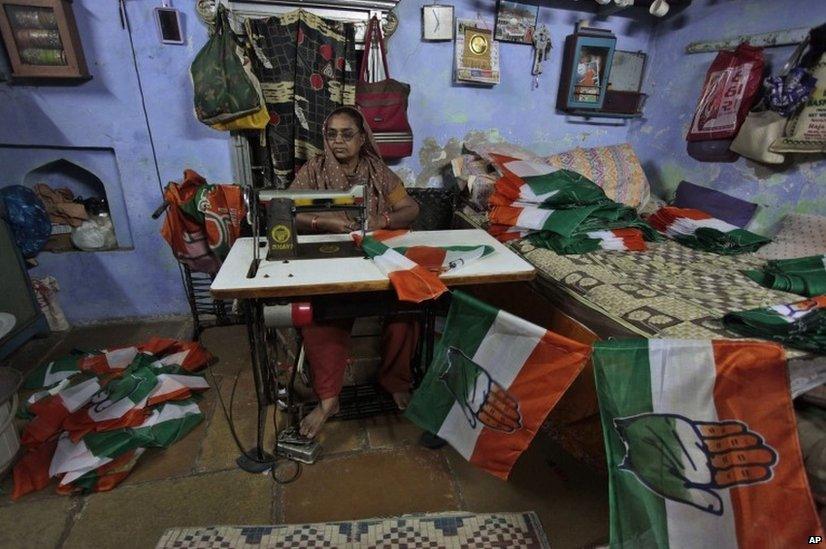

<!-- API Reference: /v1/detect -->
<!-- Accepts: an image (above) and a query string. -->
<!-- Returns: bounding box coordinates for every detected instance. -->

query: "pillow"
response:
[543,143,650,209]
[755,212,826,260]
[673,180,758,228]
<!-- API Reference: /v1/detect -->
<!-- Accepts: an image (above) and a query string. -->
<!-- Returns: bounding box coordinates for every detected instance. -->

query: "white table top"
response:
[211,229,536,299]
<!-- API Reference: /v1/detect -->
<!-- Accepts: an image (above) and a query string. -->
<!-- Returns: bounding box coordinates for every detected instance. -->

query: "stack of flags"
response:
[485,155,656,254]
[744,254,826,297]
[648,206,770,255]
[723,296,826,354]
[13,338,211,500]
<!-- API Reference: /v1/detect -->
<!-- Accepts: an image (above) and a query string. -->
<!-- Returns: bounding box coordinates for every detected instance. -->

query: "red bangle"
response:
[311,216,319,231]
[383,212,391,229]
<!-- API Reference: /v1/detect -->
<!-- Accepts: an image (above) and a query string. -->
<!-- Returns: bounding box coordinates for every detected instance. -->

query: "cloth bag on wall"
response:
[355,17,413,160]
[771,52,826,153]
[686,44,765,162]
[731,38,811,164]
[190,9,262,126]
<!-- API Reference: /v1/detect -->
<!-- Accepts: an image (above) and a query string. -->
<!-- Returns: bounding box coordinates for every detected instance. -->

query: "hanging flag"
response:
[405,291,590,479]
[648,206,770,255]
[744,255,826,298]
[593,338,823,548]
[723,296,826,354]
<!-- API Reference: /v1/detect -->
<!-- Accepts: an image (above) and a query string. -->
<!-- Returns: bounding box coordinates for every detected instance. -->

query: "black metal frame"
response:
[182,264,242,340]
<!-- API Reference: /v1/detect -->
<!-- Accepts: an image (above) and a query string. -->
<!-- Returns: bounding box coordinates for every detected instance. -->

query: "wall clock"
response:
[422,4,453,42]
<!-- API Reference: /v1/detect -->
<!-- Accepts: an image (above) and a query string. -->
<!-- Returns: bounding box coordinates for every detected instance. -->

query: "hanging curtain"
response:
[247,10,357,188]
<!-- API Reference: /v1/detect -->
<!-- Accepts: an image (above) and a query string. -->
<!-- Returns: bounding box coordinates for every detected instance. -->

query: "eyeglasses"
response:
[325,129,361,142]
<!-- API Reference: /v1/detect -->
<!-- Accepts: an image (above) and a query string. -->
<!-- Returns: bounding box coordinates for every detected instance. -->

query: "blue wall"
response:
[389,0,653,184]
[628,0,826,232]
[0,1,232,324]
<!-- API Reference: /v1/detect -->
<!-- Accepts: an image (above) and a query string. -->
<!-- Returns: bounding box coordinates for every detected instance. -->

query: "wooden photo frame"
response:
[494,0,537,45]
[422,4,454,42]
[557,26,616,111]
[0,0,89,80]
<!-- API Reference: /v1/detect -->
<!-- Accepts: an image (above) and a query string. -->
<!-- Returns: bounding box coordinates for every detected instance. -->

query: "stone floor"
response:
[0,319,610,549]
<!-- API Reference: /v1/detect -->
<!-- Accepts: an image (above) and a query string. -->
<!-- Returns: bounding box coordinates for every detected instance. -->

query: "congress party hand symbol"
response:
[613,413,778,515]
[440,346,523,433]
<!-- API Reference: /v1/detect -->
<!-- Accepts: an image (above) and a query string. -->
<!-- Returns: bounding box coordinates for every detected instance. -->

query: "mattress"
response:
[457,209,826,397]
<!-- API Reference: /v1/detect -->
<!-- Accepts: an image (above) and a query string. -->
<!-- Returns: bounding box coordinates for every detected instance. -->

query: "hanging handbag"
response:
[730,38,810,164]
[355,17,413,159]
[190,8,263,126]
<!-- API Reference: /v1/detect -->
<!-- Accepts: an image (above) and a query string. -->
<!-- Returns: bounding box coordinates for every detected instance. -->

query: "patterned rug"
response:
[156,511,549,548]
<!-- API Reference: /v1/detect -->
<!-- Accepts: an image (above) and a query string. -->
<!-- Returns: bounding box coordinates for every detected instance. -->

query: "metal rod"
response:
[686,27,809,54]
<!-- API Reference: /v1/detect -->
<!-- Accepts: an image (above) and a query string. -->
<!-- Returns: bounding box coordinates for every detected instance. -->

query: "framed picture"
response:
[608,50,647,92]
[557,26,616,111]
[422,4,454,42]
[454,19,499,85]
[494,0,537,45]
[0,0,88,80]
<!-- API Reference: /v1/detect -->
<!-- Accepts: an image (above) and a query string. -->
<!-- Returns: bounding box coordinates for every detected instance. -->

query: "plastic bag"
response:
[70,213,117,251]
[0,185,51,258]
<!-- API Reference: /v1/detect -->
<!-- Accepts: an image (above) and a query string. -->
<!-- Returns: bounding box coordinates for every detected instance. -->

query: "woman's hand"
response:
[323,215,357,234]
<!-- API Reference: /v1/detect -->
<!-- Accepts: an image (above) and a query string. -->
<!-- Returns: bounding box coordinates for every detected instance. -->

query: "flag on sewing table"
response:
[744,255,826,298]
[723,296,826,354]
[592,338,822,548]
[648,206,770,255]
[405,291,590,479]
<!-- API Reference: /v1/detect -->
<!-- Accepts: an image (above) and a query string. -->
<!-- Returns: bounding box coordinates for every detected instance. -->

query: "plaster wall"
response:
[628,0,826,232]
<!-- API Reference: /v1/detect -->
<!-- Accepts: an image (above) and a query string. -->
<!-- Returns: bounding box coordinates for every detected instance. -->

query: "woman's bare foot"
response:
[299,397,340,438]
[392,391,411,411]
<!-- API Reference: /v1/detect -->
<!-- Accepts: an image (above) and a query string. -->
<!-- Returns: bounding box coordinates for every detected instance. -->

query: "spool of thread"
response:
[19,48,66,66]
[14,29,62,49]
[263,303,313,328]
[8,7,58,30]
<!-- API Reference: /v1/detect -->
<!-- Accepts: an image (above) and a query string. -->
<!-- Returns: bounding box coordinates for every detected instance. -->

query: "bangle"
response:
[311,216,319,231]
[382,212,392,229]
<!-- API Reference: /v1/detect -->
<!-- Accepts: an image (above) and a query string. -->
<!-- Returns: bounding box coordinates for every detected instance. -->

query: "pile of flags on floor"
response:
[648,206,770,255]
[485,155,657,254]
[12,338,211,500]
[404,291,823,546]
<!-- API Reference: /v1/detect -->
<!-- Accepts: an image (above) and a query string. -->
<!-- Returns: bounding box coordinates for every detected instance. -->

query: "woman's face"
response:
[325,113,365,164]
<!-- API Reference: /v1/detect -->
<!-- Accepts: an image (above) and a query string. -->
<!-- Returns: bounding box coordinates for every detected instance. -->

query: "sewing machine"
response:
[244,185,369,279]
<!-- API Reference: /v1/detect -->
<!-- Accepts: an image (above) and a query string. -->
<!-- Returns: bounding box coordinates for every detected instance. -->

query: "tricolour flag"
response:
[593,338,823,548]
[405,291,590,479]
[490,167,607,208]
[723,295,826,354]
[357,233,449,303]
[488,204,599,237]
[648,206,770,255]
[23,347,140,390]
[487,224,536,243]
[744,255,826,298]
[392,245,494,274]
[21,376,101,447]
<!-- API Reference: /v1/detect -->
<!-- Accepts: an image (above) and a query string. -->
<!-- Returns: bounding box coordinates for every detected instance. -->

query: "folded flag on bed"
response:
[488,204,600,237]
[593,338,822,548]
[723,296,826,354]
[405,291,590,479]
[528,228,648,254]
[648,206,770,255]
[491,163,608,207]
[744,255,826,297]
[488,224,537,243]
[13,340,211,500]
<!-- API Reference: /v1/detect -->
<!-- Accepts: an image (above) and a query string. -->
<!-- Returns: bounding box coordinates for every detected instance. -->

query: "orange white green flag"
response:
[405,291,590,479]
[593,338,823,548]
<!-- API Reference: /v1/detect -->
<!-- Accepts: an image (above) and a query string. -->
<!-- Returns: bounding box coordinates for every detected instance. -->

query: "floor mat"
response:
[156,511,550,548]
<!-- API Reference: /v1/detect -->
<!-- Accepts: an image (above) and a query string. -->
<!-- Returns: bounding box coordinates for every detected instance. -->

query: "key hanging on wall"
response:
[531,24,551,89]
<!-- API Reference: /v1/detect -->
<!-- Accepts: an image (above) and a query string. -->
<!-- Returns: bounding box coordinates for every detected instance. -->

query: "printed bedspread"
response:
[458,210,826,396]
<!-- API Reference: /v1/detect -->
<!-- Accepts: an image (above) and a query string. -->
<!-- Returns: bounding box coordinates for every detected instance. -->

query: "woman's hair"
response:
[326,106,364,132]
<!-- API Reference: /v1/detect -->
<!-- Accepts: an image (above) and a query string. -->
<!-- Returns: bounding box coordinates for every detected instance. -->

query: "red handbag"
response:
[356,17,413,159]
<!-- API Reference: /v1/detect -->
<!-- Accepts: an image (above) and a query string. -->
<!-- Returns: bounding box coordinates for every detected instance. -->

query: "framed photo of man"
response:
[557,26,616,112]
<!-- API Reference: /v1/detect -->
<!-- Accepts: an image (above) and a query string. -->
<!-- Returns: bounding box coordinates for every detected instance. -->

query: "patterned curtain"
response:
[248,10,357,188]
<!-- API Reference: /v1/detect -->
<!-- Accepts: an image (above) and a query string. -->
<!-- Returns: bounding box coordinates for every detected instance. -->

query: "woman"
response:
[292,106,420,438]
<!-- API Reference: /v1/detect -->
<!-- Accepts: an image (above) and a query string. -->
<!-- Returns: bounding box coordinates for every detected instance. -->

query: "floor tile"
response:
[282,447,459,524]
[63,469,273,549]
[363,414,423,449]
[316,418,365,456]
[199,325,251,378]
[0,494,75,548]
[446,438,609,549]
